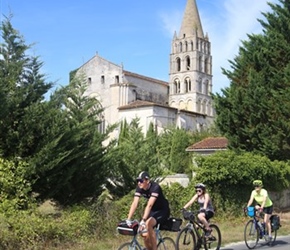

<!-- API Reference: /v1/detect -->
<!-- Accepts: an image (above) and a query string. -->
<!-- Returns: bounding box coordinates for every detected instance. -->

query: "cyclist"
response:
[247,179,273,239]
[126,171,170,250]
[182,183,214,236]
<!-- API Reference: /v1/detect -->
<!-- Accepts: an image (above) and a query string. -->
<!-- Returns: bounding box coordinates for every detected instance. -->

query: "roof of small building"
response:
[186,137,228,151]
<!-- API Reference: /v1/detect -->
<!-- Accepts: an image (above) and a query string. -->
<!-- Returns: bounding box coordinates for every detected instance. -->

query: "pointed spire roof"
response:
[179,0,204,39]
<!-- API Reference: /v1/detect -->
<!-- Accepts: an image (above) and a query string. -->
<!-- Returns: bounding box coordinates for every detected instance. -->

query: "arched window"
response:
[190,41,194,51]
[186,56,191,70]
[204,58,208,74]
[179,42,182,52]
[196,99,201,113]
[174,79,180,94]
[198,79,202,93]
[202,100,207,114]
[185,77,191,93]
[204,80,209,95]
[176,57,181,72]
[185,41,188,51]
[199,55,203,72]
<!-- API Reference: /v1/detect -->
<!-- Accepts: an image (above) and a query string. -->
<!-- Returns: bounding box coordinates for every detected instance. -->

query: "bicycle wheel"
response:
[118,241,142,250]
[244,220,259,249]
[204,224,221,250]
[157,236,176,250]
[176,227,196,250]
[268,228,277,246]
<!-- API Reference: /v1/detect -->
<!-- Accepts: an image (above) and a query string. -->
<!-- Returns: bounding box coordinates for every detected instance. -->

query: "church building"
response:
[74,0,214,138]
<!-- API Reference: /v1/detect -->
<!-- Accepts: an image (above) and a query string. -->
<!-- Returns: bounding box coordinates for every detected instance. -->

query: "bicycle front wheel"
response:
[204,224,221,250]
[157,236,176,250]
[176,227,196,250]
[118,241,141,250]
[244,220,259,249]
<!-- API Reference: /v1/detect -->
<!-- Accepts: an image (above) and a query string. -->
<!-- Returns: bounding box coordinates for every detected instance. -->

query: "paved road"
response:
[221,235,290,250]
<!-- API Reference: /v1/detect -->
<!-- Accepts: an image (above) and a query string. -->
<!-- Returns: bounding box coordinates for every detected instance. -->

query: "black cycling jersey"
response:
[135,181,169,212]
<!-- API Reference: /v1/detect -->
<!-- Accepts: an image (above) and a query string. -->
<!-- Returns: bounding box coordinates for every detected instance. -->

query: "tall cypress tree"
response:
[0,16,53,158]
[214,0,290,161]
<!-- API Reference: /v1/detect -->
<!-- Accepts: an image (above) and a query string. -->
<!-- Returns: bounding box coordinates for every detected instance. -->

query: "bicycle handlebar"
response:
[182,209,197,222]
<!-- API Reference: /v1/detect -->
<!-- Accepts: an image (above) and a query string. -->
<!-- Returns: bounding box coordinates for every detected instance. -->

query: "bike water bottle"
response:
[257,221,264,232]
[261,222,266,234]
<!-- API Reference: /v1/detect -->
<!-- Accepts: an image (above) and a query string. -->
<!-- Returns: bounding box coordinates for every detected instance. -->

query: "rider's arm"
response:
[260,191,267,210]
[142,196,157,221]
[183,194,198,209]
[203,193,210,210]
[247,191,254,207]
[127,196,140,220]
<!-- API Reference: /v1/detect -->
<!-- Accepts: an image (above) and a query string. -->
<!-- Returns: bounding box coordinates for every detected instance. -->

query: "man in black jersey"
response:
[127,171,170,250]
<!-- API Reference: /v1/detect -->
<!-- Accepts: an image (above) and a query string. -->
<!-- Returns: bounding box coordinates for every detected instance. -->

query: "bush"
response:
[193,150,290,215]
[0,205,96,249]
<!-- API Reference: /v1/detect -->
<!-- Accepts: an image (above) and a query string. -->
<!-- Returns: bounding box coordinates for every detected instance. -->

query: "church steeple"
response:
[179,0,204,39]
[168,0,214,123]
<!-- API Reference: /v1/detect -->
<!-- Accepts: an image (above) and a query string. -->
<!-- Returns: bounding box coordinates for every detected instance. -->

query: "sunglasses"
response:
[254,185,261,188]
[137,179,144,183]
[195,189,202,193]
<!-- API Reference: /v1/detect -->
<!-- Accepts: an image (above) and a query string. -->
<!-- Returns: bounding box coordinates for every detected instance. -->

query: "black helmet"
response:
[194,183,206,190]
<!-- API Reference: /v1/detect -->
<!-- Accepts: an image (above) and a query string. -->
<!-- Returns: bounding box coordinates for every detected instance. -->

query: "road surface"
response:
[221,235,290,250]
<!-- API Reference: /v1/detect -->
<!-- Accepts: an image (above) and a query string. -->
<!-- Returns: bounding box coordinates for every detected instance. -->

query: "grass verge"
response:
[47,211,290,249]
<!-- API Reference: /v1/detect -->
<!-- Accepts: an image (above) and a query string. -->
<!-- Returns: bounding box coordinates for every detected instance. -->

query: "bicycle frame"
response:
[177,210,221,250]
[245,207,266,238]
[244,207,277,249]
[118,221,176,250]
[186,219,205,241]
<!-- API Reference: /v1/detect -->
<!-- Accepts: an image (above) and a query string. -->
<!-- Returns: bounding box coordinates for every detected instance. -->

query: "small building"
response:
[186,137,228,155]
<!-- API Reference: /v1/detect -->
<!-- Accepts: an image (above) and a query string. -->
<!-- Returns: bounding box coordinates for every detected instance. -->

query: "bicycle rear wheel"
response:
[268,228,277,246]
[204,224,221,250]
[157,236,176,250]
[244,220,259,249]
[176,227,196,250]
[118,241,142,250]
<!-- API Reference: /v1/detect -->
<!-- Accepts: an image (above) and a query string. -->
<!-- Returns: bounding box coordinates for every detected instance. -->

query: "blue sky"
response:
[0,0,278,94]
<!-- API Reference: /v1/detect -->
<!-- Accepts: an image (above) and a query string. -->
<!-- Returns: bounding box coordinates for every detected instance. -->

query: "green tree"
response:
[158,127,195,174]
[0,16,53,159]
[30,75,112,205]
[213,0,290,161]
[105,119,165,197]
[104,118,148,197]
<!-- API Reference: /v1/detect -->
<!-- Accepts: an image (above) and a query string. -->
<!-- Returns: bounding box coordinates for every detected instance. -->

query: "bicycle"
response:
[244,206,278,249]
[176,210,221,250]
[117,219,178,250]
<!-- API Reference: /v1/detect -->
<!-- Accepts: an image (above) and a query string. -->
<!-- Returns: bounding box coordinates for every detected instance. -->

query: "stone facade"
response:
[74,0,214,137]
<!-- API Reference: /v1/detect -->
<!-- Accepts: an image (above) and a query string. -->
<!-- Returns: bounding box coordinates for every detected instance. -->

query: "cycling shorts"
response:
[149,209,170,225]
[260,205,273,215]
[199,210,214,220]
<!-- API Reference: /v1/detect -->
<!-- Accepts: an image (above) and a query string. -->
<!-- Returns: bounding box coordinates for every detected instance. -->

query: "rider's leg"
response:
[197,212,210,230]
[264,213,272,237]
[143,217,157,250]
[262,206,273,238]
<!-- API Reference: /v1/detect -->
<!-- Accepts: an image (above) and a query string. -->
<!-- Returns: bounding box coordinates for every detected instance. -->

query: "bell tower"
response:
[169,0,213,117]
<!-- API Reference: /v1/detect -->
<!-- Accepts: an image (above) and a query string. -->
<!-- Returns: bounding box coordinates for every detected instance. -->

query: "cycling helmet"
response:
[194,183,206,190]
[253,180,263,187]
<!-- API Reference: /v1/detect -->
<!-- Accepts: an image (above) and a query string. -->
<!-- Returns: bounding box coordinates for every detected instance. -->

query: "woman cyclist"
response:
[247,180,273,239]
[182,183,214,236]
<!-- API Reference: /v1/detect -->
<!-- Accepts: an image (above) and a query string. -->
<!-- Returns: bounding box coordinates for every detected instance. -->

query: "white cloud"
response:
[207,0,278,92]
[159,10,183,38]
